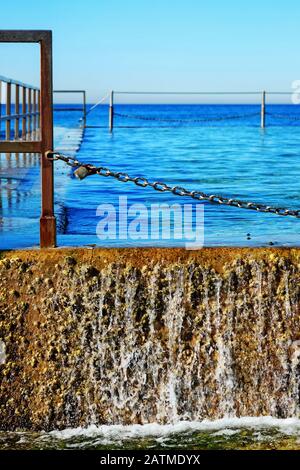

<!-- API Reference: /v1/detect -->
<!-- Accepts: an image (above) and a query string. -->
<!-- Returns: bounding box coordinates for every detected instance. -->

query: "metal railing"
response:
[0,30,55,248]
[108,90,296,131]
[0,75,40,141]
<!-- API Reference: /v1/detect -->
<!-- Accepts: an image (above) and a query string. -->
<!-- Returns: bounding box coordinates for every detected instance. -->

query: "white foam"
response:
[0,339,6,365]
[49,417,300,441]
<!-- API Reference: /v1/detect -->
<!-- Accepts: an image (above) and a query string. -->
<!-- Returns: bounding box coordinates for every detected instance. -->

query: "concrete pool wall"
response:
[0,248,299,430]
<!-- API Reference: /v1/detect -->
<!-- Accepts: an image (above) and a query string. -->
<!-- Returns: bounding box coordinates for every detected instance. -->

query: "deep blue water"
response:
[1,103,300,248]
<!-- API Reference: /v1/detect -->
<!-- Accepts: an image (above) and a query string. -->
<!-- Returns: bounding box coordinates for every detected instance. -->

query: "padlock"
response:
[74,166,90,180]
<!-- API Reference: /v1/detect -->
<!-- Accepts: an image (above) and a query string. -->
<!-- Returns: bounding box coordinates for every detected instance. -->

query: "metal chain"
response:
[114,111,260,123]
[47,151,300,219]
[266,111,300,121]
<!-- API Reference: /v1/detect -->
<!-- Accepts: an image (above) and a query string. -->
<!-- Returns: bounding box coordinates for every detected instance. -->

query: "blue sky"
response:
[0,0,299,103]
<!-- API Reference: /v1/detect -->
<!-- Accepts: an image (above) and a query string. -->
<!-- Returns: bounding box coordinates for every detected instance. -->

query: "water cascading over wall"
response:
[0,248,300,431]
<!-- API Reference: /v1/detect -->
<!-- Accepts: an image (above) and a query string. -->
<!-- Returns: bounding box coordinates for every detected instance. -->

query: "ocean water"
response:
[2,103,300,249]
[1,418,300,450]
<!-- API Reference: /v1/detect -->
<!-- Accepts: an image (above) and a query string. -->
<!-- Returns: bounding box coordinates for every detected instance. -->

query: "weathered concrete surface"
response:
[0,248,300,431]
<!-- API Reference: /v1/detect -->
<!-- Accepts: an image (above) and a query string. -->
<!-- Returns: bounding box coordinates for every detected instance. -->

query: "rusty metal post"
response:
[109,90,114,132]
[37,90,40,132]
[28,88,32,137]
[33,89,37,137]
[261,90,266,129]
[40,31,56,247]
[83,90,87,128]
[6,82,11,140]
[22,87,27,139]
[15,84,20,139]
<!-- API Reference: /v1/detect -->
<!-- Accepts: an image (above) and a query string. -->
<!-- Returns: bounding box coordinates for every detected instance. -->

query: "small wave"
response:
[48,417,300,441]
